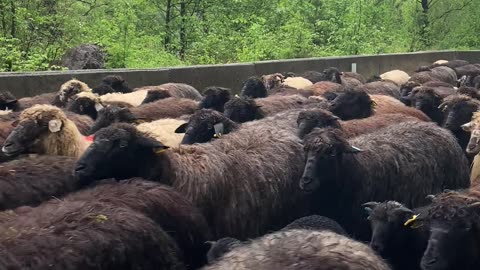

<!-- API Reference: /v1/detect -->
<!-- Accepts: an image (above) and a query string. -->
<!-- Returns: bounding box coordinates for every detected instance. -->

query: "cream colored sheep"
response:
[136,118,186,148]
[283,77,313,89]
[54,79,92,107]
[434,60,449,65]
[379,70,410,86]
[100,89,149,107]
[2,105,91,159]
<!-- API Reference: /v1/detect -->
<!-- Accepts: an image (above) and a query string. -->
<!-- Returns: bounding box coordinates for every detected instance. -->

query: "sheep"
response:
[0,111,19,163]
[343,71,367,84]
[88,98,198,134]
[439,94,480,151]
[137,118,186,148]
[316,67,363,88]
[296,109,421,139]
[45,178,212,269]
[223,94,322,123]
[454,64,480,78]
[270,85,314,97]
[206,215,347,264]
[2,105,91,159]
[0,155,81,210]
[0,91,56,111]
[471,154,480,187]
[379,69,410,86]
[99,89,149,107]
[459,74,480,89]
[261,73,285,90]
[198,86,231,112]
[137,83,202,103]
[328,88,431,121]
[356,80,401,99]
[408,188,480,270]
[99,74,133,93]
[433,59,449,65]
[282,77,313,89]
[364,201,429,270]
[0,199,186,269]
[300,70,324,83]
[203,230,391,270]
[92,83,116,95]
[461,111,480,156]
[299,121,470,239]
[404,85,456,124]
[74,108,312,239]
[66,91,133,119]
[52,79,92,107]
[436,59,469,69]
[174,109,239,144]
[240,76,268,98]
[409,66,458,85]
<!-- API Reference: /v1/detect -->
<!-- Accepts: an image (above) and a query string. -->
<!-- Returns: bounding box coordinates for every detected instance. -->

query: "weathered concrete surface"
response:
[0,50,478,98]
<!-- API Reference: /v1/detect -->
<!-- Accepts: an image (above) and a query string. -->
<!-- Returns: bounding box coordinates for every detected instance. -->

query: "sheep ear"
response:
[175,123,188,134]
[462,122,473,132]
[95,103,104,112]
[48,119,63,133]
[345,145,363,153]
[362,202,379,209]
[135,136,169,153]
[426,194,436,201]
[394,207,414,219]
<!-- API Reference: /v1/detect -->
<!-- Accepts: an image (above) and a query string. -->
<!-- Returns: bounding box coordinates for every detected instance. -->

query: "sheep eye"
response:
[119,140,128,148]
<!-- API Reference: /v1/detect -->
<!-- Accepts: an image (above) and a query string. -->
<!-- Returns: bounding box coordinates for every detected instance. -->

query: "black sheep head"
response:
[457,86,480,100]
[407,87,443,124]
[328,88,373,120]
[92,84,116,95]
[174,109,238,145]
[75,123,169,184]
[261,73,284,90]
[363,201,418,258]
[0,91,18,110]
[199,86,232,112]
[440,95,480,131]
[2,105,67,157]
[224,96,264,123]
[141,89,172,104]
[206,237,242,264]
[321,67,342,84]
[300,128,362,193]
[296,109,341,139]
[66,95,100,120]
[399,81,421,105]
[417,196,480,270]
[88,105,140,135]
[240,76,268,98]
[101,75,132,93]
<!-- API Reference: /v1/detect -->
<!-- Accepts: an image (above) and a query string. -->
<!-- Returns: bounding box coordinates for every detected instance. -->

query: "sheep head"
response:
[67,92,101,120]
[240,76,268,98]
[440,95,480,131]
[54,79,91,107]
[2,105,67,156]
[296,109,341,139]
[327,88,373,120]
[199,86,232,112]
[224,96,264,123]
[75,123,168,184]
[141,89,173,104]
[175,109,238,145]
[88,105,139,135]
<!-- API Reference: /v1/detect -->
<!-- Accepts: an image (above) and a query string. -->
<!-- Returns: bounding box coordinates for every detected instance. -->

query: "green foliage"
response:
[0,0,478,71]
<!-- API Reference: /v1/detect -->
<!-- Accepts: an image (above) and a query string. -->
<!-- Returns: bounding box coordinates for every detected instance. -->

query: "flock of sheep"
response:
[0,58,479,269]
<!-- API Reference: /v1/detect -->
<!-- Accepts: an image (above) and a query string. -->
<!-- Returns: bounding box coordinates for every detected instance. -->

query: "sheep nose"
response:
[370,242,384,253]
[74,164,87,174]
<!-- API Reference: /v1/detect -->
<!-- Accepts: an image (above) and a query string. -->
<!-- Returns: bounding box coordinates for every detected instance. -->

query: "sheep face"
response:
[328,89,373,120]
[56,80,88,105]
[224,97,263,123]
[300,128,361,192]
[75,124,168,183]
[206,237,242,264]
[399,82,420,105]
[67,96,98,119]
[0,91,18,110]
[88,106,138,135]
[320,67,342,83]
[261,73,284,90]
[440,97,479,131]
[421,219,478,270]
[199,87,231,112]
[2,119,43,156]
[102,75,132,93]
[364,202,415,257]
[141,89,172,104]
[92,84,116,95]
[296,110,340,139]
[175,109,233,145]
[240,77,267,98]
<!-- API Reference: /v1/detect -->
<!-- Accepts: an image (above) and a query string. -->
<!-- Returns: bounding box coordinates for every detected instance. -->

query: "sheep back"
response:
[131,98,198,121]
[137,118,186,148]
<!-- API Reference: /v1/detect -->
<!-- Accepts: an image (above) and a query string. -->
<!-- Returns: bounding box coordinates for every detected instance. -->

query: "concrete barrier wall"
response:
[0,50,479,98]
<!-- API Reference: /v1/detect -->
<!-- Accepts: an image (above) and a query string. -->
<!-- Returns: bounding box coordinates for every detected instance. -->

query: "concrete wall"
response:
[0,50,479,98]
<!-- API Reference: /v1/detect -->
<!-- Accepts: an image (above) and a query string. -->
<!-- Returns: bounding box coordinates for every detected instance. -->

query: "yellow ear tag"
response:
[404,214,419,227]
[372,100,377,107]
[155,148,167,154]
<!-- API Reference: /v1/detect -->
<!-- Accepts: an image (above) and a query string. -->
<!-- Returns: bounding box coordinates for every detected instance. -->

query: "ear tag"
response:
[235,94,239,98]
[214,123,224,138]
[371,100,377,107]
[48,119,62,133]
[155,148,167,154]
[95,103,104,112]
[404,214,419,227]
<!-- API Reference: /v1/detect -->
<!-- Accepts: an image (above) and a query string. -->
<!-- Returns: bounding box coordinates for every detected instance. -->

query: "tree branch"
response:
[433,0,473,22]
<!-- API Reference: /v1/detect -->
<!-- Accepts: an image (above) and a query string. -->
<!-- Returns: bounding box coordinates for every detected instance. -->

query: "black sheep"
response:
[240,76,268,98]
[300,121,470,240]
[198,86,231,112]
[100,75,132,93]
[405,85,456,124]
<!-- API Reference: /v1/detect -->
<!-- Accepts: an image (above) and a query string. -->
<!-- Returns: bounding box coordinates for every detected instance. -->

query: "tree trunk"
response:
[419,0,430,48]
[164,0,172,51]
[179,0,187,60]
[9,0,15,37]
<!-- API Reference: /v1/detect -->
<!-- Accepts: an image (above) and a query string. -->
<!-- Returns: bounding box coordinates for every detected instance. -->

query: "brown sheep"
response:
[203,230,390,270]
[88,98,198,134]
[269,85,314,98]
[0,198,186,270]
[410,66,457,85]
[2,105,91,159]
[342,71,366,84]
[304,81,345,97]
[356,80,401,99]
[460,111,480,155]
[75,108,312,239]
[51,79,92,107]
[0,91,56,111]
[261,73,285,90]
[137,83,202,103]
[0,155,80,211]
